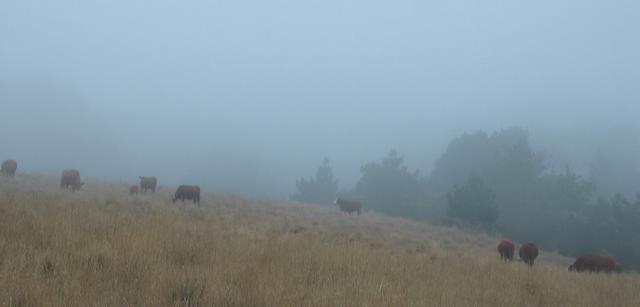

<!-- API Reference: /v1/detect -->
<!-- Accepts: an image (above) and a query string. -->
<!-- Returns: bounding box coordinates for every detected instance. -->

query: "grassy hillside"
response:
[1,174,639,306]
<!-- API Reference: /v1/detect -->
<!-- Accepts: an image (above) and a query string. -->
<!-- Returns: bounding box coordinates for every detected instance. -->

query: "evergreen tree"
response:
[354,150,426,217]
[290,158,339,204]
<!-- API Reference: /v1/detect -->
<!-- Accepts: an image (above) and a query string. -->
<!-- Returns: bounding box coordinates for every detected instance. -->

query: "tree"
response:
[513,169,596,251]
[430,127,547,229]
[590,153,640,199]
[290,158,339,205]
[432,127,545,189]
[354,150,426,218]
[578,194,640,270]
[446,176,498,228]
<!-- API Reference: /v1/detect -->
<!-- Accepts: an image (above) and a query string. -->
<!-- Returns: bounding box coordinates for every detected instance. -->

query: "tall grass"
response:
[1,174,639,306]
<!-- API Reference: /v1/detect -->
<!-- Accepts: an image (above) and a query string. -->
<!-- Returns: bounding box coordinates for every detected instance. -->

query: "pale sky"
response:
[1,0,639,197]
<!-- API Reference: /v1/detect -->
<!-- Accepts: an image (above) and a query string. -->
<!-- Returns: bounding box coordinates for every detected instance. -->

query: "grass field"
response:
[1,174,639,306]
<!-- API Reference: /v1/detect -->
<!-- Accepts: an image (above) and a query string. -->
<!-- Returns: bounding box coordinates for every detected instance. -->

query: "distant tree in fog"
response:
[290,158,339,205]
[446,176,498,228]
[590,153,640,198]
[430,127,547,231]
[432,127,545,187]
[354,150,426,217]
[575,194,640,270]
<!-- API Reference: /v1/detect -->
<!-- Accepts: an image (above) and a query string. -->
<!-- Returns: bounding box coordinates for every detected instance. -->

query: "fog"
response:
[2,0,639,198]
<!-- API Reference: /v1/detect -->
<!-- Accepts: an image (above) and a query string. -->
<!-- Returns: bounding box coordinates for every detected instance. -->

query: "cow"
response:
[172,185,200,205]
[497,240,515,261]
[1,159,17,177]
[569,255,621,273]
[519,242,539,267]
[139,176,157,193]
[129,185,139,196]
[334,198,362,215]
[60,169,83,191]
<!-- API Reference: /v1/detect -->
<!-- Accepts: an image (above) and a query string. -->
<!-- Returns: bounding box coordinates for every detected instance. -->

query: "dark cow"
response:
[569,255,621,273]
[519,242,539,266]
[497,240,515,261]
[129,185,139,196]
[1,159,17,177]
[334,198,362,215]
[139,176,157,193]
[172,185,200,205]
[60,169,83,191]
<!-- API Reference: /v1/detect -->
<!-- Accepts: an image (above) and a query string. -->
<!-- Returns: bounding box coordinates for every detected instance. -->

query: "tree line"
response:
[291,127,640,271]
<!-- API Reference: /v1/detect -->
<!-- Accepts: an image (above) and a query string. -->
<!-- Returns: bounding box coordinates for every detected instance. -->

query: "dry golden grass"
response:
[1,174,639,306]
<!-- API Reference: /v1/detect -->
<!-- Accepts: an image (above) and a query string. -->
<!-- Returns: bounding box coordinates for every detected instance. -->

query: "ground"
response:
[1,174,639,306]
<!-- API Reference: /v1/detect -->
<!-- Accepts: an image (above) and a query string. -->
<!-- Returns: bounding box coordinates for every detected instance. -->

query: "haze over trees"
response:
[354,150,425,219]
[293,127,640,270]
[290,158,338,205]
[446,176,498,228]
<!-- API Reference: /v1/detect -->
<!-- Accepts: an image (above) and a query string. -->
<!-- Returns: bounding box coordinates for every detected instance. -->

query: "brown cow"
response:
[172,185,200,205]
[334,198,362,215]
[129,185,139,195]
[60,169,83,191]
[139,176,157,193]
[569,255,621,273]
[519,242,539,266]
[497,240,515,261]
[1,159,17,177]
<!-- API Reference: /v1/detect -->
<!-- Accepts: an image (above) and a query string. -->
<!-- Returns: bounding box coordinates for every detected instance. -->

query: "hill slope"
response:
[1,174,638,306]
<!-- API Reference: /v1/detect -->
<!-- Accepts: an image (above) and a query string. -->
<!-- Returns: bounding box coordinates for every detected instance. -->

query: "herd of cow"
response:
[129,176,201,204]
[2,159,627,274]
[2,159,201,205]
[497,239,622,273]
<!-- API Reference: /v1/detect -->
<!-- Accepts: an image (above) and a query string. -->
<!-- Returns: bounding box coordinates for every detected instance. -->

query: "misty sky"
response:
[1,0,639,198]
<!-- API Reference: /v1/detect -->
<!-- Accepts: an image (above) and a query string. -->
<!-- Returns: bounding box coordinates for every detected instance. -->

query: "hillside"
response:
[1,174,639,306]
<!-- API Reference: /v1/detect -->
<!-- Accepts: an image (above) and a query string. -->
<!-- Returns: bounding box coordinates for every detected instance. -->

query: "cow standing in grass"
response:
[569,255,621,273]
[139,176,157,193]
[1,159,17,177]
[129,185,139,196]
[173,185,200,205]
[334,198,362,215]
[497,240,515,261]
[60,169,83,191]
[519,242,539,267]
